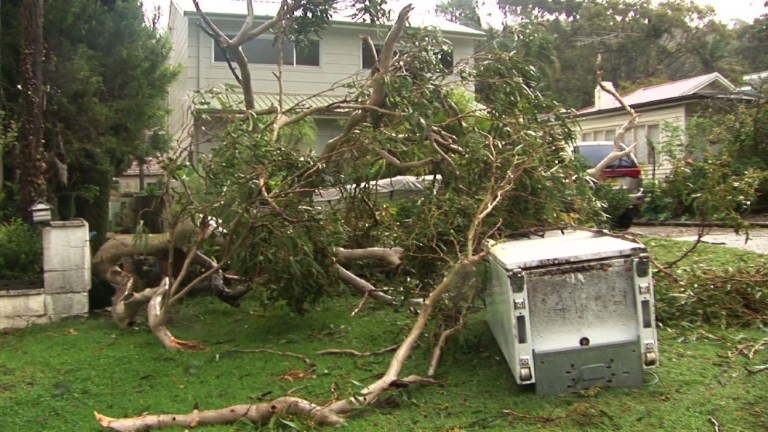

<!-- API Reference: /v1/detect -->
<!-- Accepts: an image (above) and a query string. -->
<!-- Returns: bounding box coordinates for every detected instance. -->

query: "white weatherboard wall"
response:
[0,220,91,329]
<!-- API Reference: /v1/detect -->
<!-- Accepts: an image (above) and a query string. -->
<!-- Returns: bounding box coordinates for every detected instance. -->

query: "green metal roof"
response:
[193,89,349,116]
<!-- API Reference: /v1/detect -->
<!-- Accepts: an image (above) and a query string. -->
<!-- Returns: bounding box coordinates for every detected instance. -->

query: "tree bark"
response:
[18,0,46,217]
[147,278,204,351]
[328,258,480,414]
[587,53,639,179]
[95,397,344,431]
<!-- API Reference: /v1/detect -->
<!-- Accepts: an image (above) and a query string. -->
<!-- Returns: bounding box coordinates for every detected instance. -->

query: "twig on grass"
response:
[503,409,566,423]
[731,339,768,360]
[224,348,315,367]
[351,292,370,316]
[709,416,722,432]
[317,344,399,357]
[223,348,317,380]
[746,364,768,374]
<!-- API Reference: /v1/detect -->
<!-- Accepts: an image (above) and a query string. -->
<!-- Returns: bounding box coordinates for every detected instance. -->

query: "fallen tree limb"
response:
[335,264,397,304]
[327,258,481,414]
[334,247,404,267]
[95,397,345,431]
[320,4,414,160]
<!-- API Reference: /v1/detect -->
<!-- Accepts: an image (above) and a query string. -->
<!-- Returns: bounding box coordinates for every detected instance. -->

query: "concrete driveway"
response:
[630,224,768,255]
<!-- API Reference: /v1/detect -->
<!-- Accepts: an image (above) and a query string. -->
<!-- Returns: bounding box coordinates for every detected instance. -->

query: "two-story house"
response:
[166,0,484,160]
[575,72,753,179]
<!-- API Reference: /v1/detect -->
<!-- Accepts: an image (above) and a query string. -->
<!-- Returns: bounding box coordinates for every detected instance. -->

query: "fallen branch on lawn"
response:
[95,397,345,431]
[222,348,317,381]
[335,264,397,304]
[317,344,399,357]
[745,364,768,374]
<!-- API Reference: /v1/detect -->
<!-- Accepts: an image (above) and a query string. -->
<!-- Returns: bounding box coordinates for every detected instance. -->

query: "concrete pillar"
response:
[1,219,91,329]
[42,219,91,321]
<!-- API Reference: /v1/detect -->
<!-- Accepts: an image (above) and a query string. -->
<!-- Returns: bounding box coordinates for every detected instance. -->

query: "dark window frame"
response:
[361,42,453,71]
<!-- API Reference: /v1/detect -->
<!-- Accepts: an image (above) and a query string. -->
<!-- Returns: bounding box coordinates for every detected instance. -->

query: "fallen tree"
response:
[92,0,606,428]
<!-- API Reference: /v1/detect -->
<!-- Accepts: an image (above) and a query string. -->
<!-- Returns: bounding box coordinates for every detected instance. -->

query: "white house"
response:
[166,0,483,159]
[575,72,751,178]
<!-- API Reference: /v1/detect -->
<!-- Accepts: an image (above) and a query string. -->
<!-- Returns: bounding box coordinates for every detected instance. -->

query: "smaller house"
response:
[117,158,165,195]
[111,158,166,233]
[575,72,752,178]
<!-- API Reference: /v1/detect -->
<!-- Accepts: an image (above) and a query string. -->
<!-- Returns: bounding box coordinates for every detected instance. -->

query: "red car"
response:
[575,141,645,229]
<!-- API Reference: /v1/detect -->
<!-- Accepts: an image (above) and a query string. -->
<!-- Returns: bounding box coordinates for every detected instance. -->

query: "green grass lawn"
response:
[1,238,767,431]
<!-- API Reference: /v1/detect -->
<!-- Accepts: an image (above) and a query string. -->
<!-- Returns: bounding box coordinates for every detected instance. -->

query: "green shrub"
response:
[0,219,42,279]
[639,180,675,221]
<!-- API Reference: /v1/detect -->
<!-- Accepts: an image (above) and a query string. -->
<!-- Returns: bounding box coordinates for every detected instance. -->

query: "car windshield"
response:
[576,145,637,169]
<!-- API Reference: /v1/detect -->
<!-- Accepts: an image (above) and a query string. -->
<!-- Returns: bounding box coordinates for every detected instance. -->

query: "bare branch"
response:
[321,4,415,159]
[95,396,344,431]
[147,278,205,351]
[327,257,482,414]
[374,148,440,169]
[588,52,641,178]
[317,344,399,357]
[334,247,405,267]
[334,264,398,305]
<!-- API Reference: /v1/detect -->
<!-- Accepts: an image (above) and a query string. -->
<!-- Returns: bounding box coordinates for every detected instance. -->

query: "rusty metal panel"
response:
[526,259,638,352]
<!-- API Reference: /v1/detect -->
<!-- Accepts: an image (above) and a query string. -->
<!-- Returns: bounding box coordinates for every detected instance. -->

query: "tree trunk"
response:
[18,0,46,218]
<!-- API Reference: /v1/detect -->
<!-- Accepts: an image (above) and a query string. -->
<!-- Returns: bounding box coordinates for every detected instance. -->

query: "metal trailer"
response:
[484,229,659,396]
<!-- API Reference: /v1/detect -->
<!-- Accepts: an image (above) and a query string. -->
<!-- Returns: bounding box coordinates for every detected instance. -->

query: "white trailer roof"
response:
[488,229,645,270]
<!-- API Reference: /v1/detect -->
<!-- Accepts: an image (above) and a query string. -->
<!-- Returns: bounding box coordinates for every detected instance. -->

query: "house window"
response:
[361,42,382,69]
[581,128,616,142]
[214,36,320,66]
[584,124,662,164]
[622,124,661,164]
[361,42,453,71]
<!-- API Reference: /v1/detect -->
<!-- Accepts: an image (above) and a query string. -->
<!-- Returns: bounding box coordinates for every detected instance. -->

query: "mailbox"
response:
[29,200,53,223]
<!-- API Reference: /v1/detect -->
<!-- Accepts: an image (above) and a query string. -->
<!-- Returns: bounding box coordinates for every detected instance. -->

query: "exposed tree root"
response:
[111,275,161,328]
[147,279,205,352]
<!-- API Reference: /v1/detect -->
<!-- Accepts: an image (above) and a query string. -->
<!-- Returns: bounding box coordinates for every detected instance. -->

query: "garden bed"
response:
[0,278,44,291]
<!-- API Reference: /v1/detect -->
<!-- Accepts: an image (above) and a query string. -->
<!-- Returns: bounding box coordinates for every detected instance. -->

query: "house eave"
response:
[181,11,485,39]
[574,93,755,119]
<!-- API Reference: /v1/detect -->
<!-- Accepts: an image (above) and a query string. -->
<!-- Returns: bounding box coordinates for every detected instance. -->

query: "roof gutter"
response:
[182,11,486,39]
[574,93,756,119]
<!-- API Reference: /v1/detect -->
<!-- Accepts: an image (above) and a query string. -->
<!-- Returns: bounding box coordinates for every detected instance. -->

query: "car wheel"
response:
[612,207,639,231]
